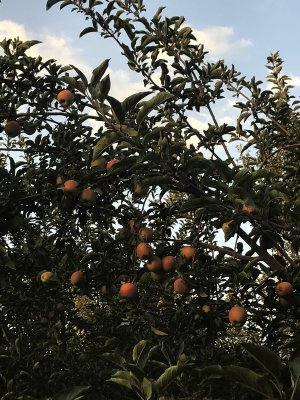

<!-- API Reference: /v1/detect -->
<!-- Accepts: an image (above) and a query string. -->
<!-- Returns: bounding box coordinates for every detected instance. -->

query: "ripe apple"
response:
[80,188,97,203]
[228,306,247,326]
[63,180,79,192]
[173,278,189,294]
[275,282,293,297]
[70,271,85,286]
[146,256,162,272]
[56,89,74,108]
[5,120,22,138]
[106,159,119,170]
[119,282,137,299]
[162,256,175,272]
[181,246,196,260]
[135,242,153,260]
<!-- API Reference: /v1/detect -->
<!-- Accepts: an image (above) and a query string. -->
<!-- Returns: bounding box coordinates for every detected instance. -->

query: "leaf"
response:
[132,340,147,365]
[199,364,224,380]
[241,139,255,153]
[96,74,111,100]
[70,64,88,87]
[252,169,274,180]
[60,76,86,94]
[101,352,126,367]
[19,40,42,51]
[92,131,123,159]
[184,155,211,171]
[141,377,152,400]
[121,91,152,114]
[290,355,300,389]
[53,386,91,400]
[242,342,283,381]
[233,168,250,186]
[46,0,61,9]
[90,59,110,87]
[222,365,274,398]
[107,96,125,123]
[108,370,140,390]
[108,377,132,390]
[142,176,172,187]
[156,365,179,392]
[136,92,174,125]
[151,326,168,336]
[59,76,76,87]
[179,196,218,214]
[79,26,98,38]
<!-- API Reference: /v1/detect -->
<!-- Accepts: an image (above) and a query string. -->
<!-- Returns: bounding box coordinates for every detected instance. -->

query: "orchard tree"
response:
[0,0,299,399]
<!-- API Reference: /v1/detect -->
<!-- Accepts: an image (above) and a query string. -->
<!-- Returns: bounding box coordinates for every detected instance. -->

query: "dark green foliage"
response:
[0,1,299,399]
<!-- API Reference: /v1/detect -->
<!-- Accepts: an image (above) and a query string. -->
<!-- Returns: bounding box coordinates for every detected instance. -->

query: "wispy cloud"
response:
[191,26,253,58]
[290,75,300,87]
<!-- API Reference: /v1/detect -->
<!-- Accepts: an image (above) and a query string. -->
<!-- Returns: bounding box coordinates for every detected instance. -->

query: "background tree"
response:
[0,0,299,399]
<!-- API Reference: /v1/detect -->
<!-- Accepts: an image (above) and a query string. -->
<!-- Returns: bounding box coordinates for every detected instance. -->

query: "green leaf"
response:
[184,155,211,170]
[199,364,224,380]
[152,6,166,22]
[141,377,152,400]
[107,96,125,123]
[92,131,123,159]
[108,370,140,390]
[108,377,132,390]
[142,176,172,187]
[156,365,179,392]
[18,40,42,51]
[150,326,168,336]
[53,386,91,400]
[60,76,86,94]
[179,196,218,214]
[96,74,111,100]
[46,0,61,9]
[101,352,126,367]
[122,91,151,114]
[136,92,174,125]
[59,76,76,87]
[290,355,300,391]
[233,168,250,186]
[132,340,147,365]
[252,169,274,180]
[79,27,98,38]
[241,139,255,153]
[242,343,283,381]
[70,64,88,88]
[222,365,274,398]
[90,59,110,87]
[118,124,138,137]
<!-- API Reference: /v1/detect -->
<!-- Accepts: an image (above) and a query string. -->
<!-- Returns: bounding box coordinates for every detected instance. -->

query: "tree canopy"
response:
[0,1,299,399]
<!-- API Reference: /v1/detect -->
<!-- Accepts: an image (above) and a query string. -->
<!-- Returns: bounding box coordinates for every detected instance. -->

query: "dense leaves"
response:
[0,0,299,399]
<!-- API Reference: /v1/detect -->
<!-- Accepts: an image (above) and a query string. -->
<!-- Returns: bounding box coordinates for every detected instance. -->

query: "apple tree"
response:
[0,0,299,399]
